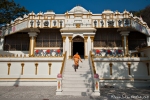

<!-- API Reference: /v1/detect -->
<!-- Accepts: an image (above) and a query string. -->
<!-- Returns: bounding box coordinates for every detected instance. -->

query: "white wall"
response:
[0,58,63,86]
[93,58,150,87]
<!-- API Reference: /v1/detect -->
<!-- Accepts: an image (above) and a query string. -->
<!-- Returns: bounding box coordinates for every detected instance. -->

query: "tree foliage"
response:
[0,0,29,25]
[130,5,150,27]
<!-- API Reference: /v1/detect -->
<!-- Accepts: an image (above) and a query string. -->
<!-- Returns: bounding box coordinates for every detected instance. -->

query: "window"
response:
[94,29,122,47]
[36,29,63,47]
[4,32,29,51]
[128,32,147,50]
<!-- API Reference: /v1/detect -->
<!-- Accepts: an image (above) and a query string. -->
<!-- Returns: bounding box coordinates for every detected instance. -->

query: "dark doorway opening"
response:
[73,42,84,58]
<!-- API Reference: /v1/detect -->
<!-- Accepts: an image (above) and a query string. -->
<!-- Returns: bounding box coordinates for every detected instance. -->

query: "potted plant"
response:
[57,49,61,56]
[96,49,100,56]
[107,49,111,56]
[35,50,39,56]
[46,49,50,56]
[118,49,122,56]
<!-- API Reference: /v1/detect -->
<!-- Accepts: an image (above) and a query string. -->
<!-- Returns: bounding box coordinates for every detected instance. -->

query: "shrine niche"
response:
[73,36,84,42]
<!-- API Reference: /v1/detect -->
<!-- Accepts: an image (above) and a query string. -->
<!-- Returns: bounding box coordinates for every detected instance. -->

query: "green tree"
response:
[0,0,29,26]
[130,5,150,27]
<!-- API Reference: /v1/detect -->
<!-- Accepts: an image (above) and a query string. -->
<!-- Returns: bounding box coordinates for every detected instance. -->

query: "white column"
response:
[62,36,66,54]
[84,36,88,59]
[90,36,94,50]
[0,37,4,50]
[68,36,72,59]
[28,32,37,57]
[147,37,150,46]
[120,31,129,56]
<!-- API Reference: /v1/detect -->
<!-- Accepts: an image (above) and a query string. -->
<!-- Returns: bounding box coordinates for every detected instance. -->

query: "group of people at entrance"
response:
[73,52,82,72]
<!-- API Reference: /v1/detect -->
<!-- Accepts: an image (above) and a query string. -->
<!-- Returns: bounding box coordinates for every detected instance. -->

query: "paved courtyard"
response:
[0,86,149,100]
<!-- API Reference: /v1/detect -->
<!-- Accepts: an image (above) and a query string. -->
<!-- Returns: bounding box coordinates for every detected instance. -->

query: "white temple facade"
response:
[0,6,150,95]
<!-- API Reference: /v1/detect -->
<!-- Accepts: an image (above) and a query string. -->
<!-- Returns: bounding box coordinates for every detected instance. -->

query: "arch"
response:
[72,35,84,42]
[72,35,84,58]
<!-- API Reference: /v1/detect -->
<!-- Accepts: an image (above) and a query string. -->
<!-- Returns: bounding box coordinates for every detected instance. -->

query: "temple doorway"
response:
[72,36,84,58]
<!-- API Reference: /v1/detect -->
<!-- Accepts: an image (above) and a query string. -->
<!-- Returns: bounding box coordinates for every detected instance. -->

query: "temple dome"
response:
[68,6,89,13]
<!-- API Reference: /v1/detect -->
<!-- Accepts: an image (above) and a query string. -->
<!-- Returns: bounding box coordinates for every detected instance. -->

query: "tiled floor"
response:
[0,86,149,100]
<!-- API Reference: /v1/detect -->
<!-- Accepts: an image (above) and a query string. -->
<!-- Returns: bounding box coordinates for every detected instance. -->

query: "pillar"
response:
[90,36,94,50]
[68,36,72,59]
[84,36,88,59]
[120,31,129,56]
[147,36,150,46]
[28,32,38,57]
[62,36,66,54]
[0,37,4,50]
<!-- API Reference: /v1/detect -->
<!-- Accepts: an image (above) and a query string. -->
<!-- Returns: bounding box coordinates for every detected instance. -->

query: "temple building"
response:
[0,6,150,96]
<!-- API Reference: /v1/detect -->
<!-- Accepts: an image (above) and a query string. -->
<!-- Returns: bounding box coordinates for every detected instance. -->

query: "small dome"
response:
[44,10,55,14]
[123,9,129,14]
[102,9,113,14]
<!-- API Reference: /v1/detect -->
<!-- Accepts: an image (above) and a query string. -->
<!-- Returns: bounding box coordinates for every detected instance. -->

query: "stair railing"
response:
[56,51,67,93]
[89,50,100,96]
[60,51,67,74]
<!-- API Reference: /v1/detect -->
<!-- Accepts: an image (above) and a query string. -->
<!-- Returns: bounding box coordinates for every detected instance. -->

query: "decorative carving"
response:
[124,19,130,26]
[7,63,11,75]
[37,20,40,27]
[21,63,24,75]
[76,24,80,28]
[53,20,56,26]
[68,37,72,42]
[48,63,52,75]
[73,36,84,42]
[118,20,122,27]
[84,36,88,42]
[30,20,34,27]
[44,20,49,26]
[109,62,113,75]
[127,62,131,75]
[90,36,94,42]
[94,20,97,27]
[108,20,114,27]
[100,20,104,27]
[62,37,66,42]
[35,63,38,75]
[60,20,63,27]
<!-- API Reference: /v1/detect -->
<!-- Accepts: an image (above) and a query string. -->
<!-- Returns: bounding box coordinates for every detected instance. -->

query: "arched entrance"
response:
[72,36,84,58]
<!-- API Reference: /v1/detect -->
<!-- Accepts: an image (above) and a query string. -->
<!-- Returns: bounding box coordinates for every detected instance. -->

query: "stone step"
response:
[64,69,90,72]
[62,83,93,88]
[63,74,92,78]
[64,71,92,74]
[62,87,93,92]
[63,77,92,80]
[58,91,93,96]
[64,69,91,72]
[62,79,93,83]
[62,82,93,86]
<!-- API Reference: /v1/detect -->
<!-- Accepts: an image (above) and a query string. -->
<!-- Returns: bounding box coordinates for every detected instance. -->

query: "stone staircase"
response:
[60,59,94,96]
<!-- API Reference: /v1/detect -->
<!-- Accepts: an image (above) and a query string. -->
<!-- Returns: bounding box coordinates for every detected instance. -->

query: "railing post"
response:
[90,51,100,96]
[56,51,67,95]
[56,74,62,94]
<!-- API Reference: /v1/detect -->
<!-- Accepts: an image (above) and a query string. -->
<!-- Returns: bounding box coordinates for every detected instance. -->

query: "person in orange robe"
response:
[73,52,82,72]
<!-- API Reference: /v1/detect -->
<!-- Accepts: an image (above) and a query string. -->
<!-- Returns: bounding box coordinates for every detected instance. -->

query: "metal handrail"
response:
[60,51,67,74]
